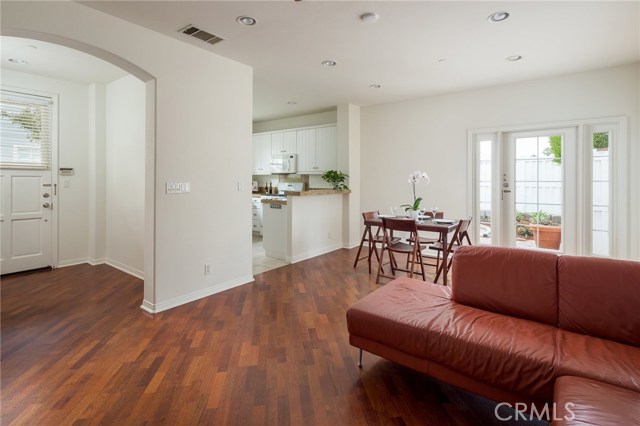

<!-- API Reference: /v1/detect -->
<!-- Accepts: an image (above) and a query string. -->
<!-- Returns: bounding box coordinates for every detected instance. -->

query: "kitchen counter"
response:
[260,189,350,205]
[261,191,344,264]
[283,189,351,196]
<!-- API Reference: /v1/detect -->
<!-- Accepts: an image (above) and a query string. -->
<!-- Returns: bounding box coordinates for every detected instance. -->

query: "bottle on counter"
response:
[268,183,273,194]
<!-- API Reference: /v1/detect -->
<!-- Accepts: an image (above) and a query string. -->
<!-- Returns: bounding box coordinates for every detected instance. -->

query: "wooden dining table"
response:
[364,216,460,285]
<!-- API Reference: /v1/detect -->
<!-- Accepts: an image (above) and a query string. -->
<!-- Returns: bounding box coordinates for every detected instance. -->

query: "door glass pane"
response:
[592,131,609,256]
[478,139,492,244]
[514,135,563,251]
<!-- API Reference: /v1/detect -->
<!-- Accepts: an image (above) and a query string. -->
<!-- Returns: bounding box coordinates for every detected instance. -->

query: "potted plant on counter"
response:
[321,170,349,191]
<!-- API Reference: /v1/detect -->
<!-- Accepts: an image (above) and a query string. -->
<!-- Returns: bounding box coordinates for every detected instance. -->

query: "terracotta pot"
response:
[532,225,562,250]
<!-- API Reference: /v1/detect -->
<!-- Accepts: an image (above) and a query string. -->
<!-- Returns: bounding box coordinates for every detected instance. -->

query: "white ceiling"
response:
[1,36,128,84]
[4,2,640,122]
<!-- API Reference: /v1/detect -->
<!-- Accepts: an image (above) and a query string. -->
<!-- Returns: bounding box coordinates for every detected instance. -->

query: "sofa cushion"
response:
[557,255,640,347]
[346,278,451,358]
[556,329,640,393]
[451,246,559,325]
[551,376,640,426]
[427,303,557,400]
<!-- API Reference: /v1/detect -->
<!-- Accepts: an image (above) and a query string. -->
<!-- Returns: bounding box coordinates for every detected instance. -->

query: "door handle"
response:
[43,202,51,209]
[501,189,511,201]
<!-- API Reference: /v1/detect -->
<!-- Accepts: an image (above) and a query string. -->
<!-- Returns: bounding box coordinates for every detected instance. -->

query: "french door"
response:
[471,117,627,259]
[502,128,577,252]
[472,127,577,253]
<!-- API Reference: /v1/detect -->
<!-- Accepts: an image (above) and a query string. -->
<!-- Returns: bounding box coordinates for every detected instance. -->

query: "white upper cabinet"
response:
[297,125,337,174]
[296,128,317,173]
[314,126,337,173]
[271,131,296,155]
[252,134,272,175]
[253,124,337,175]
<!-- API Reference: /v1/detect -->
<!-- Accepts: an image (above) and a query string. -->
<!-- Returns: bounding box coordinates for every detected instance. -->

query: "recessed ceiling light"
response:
[236,16,257,26]
[488,11,510,23]
[8,58,28,64]
[506,55,523,61]
[321,60,337,67]
[287,101,297,105]
[369,84,381,89]
[360,12,379,24]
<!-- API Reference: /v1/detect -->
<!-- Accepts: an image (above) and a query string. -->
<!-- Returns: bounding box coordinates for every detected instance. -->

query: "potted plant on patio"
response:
[530,210,562,250]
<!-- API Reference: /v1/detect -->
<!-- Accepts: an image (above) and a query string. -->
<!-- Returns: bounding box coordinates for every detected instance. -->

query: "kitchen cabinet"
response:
[253,124,337,175]
[252,197,263,235]
[296,125,337,174]
[252,134,272,175]
[271,131,296,156]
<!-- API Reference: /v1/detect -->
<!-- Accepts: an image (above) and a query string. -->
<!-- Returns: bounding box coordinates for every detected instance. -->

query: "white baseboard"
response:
[56,257,143,280]
[140,299,155,314]
[106,259,144,280]
[139,274,254,314]
[57,257,90,268]
[290,243,342,264]
[343,241,359,249]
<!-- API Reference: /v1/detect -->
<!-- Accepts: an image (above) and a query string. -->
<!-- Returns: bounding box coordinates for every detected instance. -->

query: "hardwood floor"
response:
[2,250,504,426]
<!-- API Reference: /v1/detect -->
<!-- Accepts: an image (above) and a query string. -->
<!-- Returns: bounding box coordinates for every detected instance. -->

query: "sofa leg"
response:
[358,349,363,368]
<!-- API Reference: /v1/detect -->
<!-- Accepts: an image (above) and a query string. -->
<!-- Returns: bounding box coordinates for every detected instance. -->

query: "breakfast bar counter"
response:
[261,190,347,264]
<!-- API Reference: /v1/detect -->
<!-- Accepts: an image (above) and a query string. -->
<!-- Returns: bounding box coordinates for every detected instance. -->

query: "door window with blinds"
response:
[0,89,53,169]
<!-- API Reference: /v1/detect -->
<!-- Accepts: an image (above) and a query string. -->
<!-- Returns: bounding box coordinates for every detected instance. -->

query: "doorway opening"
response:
[0,32,157,308]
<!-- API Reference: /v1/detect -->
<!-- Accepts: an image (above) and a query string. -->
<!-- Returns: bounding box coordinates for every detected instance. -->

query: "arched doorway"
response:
[1,29,157,310]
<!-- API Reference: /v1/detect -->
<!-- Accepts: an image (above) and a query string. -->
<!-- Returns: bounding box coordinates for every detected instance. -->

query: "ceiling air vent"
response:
[179,25,224,46]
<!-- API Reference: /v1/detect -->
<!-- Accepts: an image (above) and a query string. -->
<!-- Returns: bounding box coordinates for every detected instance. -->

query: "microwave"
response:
[270,154,297,174]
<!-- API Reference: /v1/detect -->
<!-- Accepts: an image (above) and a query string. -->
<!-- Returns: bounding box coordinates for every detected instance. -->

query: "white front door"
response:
[0,168,53,274]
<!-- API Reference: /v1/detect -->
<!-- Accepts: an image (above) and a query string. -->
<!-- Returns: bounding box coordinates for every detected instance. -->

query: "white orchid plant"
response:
[401,170,430,212]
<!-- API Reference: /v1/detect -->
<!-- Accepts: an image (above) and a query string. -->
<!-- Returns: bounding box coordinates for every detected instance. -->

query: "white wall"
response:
[88,83,106,264]
[337,104,361,248]
[1,69,90,265]
[105,75,144,277]
[361,63,640,259]
[2,1,254,312]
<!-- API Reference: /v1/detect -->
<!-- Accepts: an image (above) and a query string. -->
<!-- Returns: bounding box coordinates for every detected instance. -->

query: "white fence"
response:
[478,151,609,254]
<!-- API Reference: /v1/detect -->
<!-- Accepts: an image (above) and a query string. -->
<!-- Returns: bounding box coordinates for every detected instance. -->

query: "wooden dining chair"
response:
[376,217,426,283]
[428,217,472,283]
[353,211,399,274]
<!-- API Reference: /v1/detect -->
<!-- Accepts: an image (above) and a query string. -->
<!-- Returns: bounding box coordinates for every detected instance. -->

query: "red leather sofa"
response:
[346,246,640,424]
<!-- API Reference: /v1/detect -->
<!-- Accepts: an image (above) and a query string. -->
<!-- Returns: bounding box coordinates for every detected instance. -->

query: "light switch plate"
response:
[166,182,191,194]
